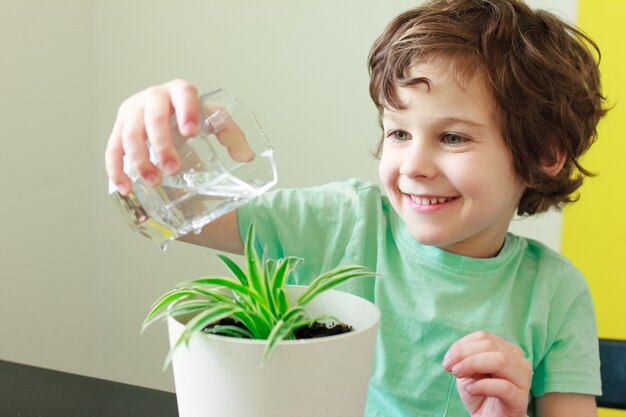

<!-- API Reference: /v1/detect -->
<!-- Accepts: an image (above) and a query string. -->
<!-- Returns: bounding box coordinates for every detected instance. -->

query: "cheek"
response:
[378,151,402,191]
[460,161,524,203]
[453,151,515,189]
[377,154,392,185]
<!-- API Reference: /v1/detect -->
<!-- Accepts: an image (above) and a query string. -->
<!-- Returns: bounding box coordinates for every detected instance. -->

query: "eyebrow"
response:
[382,113,487,129]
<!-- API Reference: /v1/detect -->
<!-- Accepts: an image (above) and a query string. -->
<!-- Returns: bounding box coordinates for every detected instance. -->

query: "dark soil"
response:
[293,321,353,339]
[204,317,353,340]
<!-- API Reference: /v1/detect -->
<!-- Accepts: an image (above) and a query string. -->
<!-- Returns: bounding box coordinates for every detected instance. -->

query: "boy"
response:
[105,0,607,415]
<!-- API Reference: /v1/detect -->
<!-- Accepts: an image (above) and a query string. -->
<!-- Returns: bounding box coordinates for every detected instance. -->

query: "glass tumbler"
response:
[109,89,277,246]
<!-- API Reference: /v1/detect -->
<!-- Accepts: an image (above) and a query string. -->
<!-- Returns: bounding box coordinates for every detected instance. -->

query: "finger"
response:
[465,378,527,410]
[451,351,531,389]
[168,79,201,137]
[444,331,525,370]
[203,101,256,162]
[105,117,132,195]
[443,338,498,371]
[450,330,521,349]
[122,102,160,185]
[144,87,180,175]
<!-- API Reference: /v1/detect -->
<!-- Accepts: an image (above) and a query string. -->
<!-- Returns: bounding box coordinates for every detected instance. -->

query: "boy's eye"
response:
[389,130,411,142]
[442,133,467,146]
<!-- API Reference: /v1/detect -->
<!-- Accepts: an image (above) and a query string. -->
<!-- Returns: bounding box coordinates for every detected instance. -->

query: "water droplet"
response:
[159,242,169,252]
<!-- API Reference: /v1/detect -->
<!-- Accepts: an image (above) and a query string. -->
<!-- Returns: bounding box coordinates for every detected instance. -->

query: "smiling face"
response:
[378,60,526,258]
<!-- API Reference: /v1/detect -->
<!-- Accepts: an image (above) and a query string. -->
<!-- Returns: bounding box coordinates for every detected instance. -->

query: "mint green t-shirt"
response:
[238,179,601,417]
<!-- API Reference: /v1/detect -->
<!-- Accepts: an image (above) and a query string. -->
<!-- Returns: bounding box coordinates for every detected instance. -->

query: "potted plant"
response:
[143,224,381,417]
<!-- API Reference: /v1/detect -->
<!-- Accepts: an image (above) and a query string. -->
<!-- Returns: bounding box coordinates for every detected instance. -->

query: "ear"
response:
[541,151,566,177]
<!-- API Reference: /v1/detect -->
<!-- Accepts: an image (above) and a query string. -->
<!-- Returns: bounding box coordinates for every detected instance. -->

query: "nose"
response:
[399,139,438,179]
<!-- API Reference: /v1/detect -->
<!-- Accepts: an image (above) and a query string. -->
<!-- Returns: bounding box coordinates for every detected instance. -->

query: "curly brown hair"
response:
[368,0,607,215]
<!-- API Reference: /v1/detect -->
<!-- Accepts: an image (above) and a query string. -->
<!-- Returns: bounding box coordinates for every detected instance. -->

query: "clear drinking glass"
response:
[109,89,277,246]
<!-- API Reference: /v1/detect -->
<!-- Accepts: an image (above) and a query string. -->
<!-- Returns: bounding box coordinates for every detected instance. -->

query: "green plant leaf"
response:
[216,253,248,287]
[243,224,270,304]
[275,287,289,317]
[269,256,302,295]
[261,256,301,319]
[185,277,265,306]
[263,258,279,317]
[264,258,279,278]
[187,285,256,312]
[184,283,276,338]
[143,299,216,331]
[297,265,375,306]
[230,310,268,339]
[203,324,253,339]
[142,289,196,331]
[262,305,309,363]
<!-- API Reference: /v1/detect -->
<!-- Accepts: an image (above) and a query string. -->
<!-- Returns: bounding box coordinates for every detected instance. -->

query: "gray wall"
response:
[1,0,574,392]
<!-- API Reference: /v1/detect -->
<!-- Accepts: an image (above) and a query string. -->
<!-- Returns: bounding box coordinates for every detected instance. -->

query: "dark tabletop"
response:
[0,360,178,416]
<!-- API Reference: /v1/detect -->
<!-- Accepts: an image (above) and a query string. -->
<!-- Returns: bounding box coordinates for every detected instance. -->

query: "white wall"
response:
[0,0,97,376]
[1,0,576,392]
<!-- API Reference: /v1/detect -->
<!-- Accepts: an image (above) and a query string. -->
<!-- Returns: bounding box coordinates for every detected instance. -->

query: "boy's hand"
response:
[443,331,532,417]
[105,79,201,195]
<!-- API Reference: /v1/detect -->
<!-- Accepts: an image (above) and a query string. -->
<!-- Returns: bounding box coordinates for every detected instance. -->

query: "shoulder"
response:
[257,178,385,210]
[238,178,388,250]
[506,233,592,320]
[511,234,587,289]
[514,234,568,264]
[237,179,389,283]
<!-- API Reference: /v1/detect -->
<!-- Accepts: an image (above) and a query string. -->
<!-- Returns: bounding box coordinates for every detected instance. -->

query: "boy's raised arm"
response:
[178,209,244,255]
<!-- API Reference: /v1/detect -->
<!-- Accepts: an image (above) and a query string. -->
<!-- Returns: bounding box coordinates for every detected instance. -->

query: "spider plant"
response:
[143,223,374,366]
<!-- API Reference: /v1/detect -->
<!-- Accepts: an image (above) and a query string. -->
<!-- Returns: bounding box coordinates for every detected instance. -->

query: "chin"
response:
[405,225,451,248]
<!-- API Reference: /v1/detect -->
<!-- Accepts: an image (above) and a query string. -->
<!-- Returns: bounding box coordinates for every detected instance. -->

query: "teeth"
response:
[410,195,452,205]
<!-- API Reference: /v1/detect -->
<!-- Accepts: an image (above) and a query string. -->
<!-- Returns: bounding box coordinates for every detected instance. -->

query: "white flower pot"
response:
[167,285,380,417]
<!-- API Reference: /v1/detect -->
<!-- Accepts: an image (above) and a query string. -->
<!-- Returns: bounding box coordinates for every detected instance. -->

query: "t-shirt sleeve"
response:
[236,179,382,285]
[531,267,602,396]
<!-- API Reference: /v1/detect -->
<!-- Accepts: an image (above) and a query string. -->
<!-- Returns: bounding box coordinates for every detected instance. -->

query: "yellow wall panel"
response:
[563,0,626,415]
[564,0,626,339]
